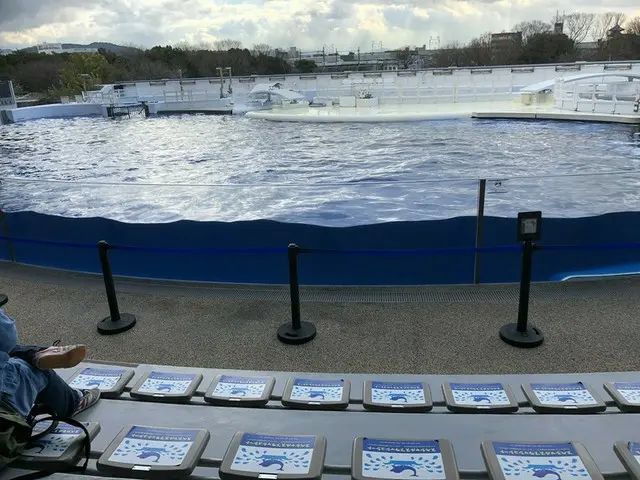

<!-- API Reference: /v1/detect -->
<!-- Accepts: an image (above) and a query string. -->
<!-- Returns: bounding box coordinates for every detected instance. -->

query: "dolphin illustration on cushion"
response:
[231,387,249,396]
[388,394,409,402]
[258,454,288,470]
[85,379,105,388]
[526,464,563,480]
[553,394,577,403]
[468,394,492,403]
[137,447,166,462]
[385,460,420,476]
[308,390,326,399]
[25,439,52,454]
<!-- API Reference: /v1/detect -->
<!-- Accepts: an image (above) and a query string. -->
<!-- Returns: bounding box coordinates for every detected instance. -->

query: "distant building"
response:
[37,43,98,54]
[490,32,523,63]
[554,22,564,35]
[490,32,523,49]
[607,24,625,38]
[288,47,300,61]
[288,44,440,71]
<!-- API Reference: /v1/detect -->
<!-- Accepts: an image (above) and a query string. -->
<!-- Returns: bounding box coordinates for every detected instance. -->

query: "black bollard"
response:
[96,240,137,335]
[0,294,7,307]
[277,243,317,345]
[499,212,544,348]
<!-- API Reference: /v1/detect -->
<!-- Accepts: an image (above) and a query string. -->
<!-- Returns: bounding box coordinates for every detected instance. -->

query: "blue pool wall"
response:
[1,211,639,285]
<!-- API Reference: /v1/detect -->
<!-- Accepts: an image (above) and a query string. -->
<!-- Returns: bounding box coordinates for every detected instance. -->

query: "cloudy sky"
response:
[1,0,639,52]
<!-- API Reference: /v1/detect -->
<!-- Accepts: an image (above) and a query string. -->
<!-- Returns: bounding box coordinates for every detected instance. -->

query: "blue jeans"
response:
[3,345,80,418]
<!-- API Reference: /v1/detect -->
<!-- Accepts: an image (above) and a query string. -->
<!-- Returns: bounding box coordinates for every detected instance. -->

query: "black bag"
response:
[0,401,91,480]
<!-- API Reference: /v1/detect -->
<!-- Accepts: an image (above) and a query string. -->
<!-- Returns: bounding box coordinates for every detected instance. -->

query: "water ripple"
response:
[0,116,639,226]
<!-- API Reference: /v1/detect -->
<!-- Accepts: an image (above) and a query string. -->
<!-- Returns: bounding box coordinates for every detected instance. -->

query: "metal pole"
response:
[96,240,137,335]
[98,240,120,322]
[473,179,486,284]
[516,239,533,332]
[499,238,544,348]
[277,243,316,345]
[288,244,302,330]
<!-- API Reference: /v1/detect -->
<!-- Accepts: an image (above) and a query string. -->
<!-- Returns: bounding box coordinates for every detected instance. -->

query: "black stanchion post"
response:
[499,212,544,348]
[96,240,137,335]
[277,243,317,345]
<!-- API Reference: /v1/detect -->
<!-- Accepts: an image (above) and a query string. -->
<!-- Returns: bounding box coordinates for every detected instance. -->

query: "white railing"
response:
[161,90,224,103]
[306,82,516,105]
[555,79,640,115]
[83,87,226,107]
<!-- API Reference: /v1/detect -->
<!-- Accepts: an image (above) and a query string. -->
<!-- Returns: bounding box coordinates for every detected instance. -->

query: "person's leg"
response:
[9,345,43,365]
[33,369,100,417]
[34,370,83,417]
[10,342,87,370]
[7,359,100,419]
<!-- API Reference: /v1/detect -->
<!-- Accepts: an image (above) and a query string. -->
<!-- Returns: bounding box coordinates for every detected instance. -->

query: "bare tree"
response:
[592,12,627,41]
[562,12,595,43]
[251,43,274,56]
[173,40,195,51]
[463,32,492,65]
[194,41,213,51]
[432,42,465,68]
[625,16,640,36]
[213,39,242,51]
[513,20,552,43]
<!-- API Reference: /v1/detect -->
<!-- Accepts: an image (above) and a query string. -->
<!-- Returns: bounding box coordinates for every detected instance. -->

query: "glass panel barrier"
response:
[0,177,479,227]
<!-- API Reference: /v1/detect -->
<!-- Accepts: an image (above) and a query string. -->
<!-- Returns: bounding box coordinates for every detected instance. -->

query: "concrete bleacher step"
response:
[5,362,640,479]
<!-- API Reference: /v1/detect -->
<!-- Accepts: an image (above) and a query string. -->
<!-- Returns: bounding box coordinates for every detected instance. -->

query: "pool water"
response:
[0,115,639,225]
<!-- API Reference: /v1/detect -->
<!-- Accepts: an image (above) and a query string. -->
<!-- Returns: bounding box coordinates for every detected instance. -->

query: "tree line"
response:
[427,12,640,68]
[0,40,316,101]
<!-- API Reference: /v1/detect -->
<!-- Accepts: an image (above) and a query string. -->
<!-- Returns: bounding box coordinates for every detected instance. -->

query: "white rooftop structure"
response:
[37,43,98,54]
[521,72,640,94]
[248,83,306,101]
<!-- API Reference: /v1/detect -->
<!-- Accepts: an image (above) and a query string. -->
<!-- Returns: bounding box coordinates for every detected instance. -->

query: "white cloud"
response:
[0,0,639,50]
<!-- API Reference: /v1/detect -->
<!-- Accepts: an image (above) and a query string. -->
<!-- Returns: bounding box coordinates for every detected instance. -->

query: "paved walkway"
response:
[1,263,639,374]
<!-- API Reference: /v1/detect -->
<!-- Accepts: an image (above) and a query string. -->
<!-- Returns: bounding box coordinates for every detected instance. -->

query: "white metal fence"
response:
[555,79,640,115]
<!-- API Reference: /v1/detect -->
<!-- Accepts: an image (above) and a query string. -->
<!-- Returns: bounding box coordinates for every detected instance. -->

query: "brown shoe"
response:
[33,345,87,370]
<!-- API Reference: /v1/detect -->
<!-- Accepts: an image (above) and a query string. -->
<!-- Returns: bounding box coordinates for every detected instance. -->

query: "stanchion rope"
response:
[2,235,640,255]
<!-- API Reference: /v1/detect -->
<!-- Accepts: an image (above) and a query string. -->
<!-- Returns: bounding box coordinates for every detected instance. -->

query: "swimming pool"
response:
[0,115,639,226]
